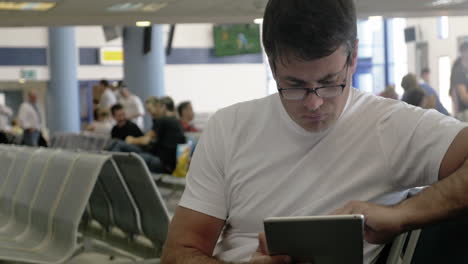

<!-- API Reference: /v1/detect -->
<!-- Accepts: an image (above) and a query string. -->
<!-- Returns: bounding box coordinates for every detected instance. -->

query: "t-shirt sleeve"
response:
[378,105,467,190]
[133,123,143,137]
[179,113,228,220]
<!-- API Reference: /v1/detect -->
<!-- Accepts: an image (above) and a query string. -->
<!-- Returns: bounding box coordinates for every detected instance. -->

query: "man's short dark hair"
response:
[161,96,175,112]
[421,67,430,76]
[110,103,123,116]
[262,0,357,72]
[177,101,191,117]
[100,79,109,87]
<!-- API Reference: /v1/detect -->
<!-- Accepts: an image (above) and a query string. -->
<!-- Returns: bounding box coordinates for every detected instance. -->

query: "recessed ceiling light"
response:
[18,79,26,84]
[108,3,167,12]
[428,0,467,7]
[136,21,151,27]
[0,2,56,11]
[254,18,263,24]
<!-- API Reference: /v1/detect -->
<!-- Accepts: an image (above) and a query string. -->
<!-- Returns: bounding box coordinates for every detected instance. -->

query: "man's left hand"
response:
[331,201,406,244]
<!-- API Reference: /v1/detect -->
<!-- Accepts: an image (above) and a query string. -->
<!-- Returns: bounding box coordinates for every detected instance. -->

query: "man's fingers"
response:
[258,232,269,255]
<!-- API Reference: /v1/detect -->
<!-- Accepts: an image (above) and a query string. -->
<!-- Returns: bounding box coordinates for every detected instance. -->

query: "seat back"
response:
[9,148,56,232]
[0,146,19,190]
[15,151,80,242]
[0,148,36,226]
[42,153,111,260]
[98,159,142,236]
[403,217,468,263]
[89,180,114,229]
[113,153,171,250]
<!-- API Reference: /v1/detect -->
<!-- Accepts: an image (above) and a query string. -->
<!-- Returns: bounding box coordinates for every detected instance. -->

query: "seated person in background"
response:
[177,101,199,132]
[85,107,114,137]
[126,97,186,173]
[401,73,427,107]
[110,104,143,141]
[419,68,449,115]
[160,96,177,117]
[162,1,468,263]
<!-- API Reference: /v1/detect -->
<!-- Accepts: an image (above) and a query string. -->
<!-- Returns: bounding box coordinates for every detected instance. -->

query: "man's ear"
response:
[350,39,359,73]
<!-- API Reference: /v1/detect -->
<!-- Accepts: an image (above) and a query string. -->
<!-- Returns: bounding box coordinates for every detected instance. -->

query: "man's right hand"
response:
[249,233,292,264]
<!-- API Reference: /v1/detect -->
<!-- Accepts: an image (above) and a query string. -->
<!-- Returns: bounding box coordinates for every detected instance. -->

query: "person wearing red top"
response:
[177,101,199,132]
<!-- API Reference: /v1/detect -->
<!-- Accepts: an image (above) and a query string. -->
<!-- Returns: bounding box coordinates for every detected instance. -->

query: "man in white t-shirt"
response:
[120,87,145,130]
[162,1,468,264]
[98,79,117,110]
[0,102,12,131]
[18,90,42,146]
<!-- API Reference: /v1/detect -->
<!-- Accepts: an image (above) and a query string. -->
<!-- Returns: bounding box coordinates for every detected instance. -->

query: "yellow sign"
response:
[100,48,124,65]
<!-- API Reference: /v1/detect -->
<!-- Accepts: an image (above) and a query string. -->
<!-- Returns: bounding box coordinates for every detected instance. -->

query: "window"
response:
[438,16,449,40]
[439,56,452,114]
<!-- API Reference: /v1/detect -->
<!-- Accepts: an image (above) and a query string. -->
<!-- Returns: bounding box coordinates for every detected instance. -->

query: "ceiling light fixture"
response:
[254,18,263,24]
[108,3,167,12]
[0,2,56,11]
[428,0,467,7]
[136,21,151,27]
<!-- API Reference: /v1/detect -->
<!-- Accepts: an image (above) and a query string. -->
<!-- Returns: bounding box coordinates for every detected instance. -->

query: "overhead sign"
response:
[100,47,124,65]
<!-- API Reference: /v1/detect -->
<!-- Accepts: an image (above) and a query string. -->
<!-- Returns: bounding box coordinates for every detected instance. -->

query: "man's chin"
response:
[301,119,335,133]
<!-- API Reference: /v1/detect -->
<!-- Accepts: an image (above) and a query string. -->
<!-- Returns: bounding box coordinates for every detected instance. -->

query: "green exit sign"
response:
[20,69,37,80]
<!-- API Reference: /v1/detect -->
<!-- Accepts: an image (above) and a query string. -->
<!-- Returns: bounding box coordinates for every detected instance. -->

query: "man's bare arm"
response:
[161,206,226,264]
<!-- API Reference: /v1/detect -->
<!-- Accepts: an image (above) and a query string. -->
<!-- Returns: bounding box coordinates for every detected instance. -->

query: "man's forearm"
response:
[396,160,468,231]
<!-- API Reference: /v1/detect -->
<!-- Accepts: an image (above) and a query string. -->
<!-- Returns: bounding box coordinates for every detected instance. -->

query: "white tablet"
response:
[264,215,364,264]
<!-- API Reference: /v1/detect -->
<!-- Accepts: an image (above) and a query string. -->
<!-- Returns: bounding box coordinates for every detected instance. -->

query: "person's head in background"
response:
[401,73,426,107]
[27,90,38,104]
[401,73,420,92]
[121,87,131,99]
[145,97,166,119]
[160,96,176,117]
[421,68,430,84]
[111,104,127,127]
[262,0,358,133]
[460,42,468,66]
[379,84,398,100]
[177,101,195,122]
[99,79,109,89]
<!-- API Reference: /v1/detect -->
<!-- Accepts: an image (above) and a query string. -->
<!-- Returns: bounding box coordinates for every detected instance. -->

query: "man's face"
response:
[146,103,166,119]
[422,72,430,83]
[113,109,127,126]
[273,46,357,133]
[183,104,194,121]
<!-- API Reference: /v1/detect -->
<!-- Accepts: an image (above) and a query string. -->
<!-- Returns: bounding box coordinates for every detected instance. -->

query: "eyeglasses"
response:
[277,61,350,101]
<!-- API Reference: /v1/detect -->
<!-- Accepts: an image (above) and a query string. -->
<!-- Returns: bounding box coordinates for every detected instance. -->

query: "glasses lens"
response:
[316,86,343,98]
[282,89,306,100]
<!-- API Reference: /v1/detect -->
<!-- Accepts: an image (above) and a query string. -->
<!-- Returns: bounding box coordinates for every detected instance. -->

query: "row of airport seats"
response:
[0,144,169,263]
[50,132,187,209]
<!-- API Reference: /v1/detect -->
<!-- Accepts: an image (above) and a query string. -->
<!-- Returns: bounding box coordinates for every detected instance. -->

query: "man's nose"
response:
[302,91,324,111]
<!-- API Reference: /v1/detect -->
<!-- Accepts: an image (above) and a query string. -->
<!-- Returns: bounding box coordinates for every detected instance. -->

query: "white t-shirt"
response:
[179,88,467,264]
[99,88,117,110]
[120,95,145,130]
[17,102,41,130]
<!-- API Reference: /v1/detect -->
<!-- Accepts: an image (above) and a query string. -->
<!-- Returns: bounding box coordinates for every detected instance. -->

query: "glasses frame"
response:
[277,54,351,101]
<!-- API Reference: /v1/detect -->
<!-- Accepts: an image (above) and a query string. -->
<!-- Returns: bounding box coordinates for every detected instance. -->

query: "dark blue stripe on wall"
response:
[0,48,46,66]
[167,48,263,64]
[79,48,100,65]
[0,47,263,66]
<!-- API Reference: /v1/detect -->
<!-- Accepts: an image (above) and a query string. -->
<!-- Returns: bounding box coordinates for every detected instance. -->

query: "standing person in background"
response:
[98,79,117,110]
[0,101,12,132]
[18,90,42,146]
[120,86,145,130]
[419,68,449,115]
[160,96,176,117]
[450,42,468,121]
[177,101,199,132]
